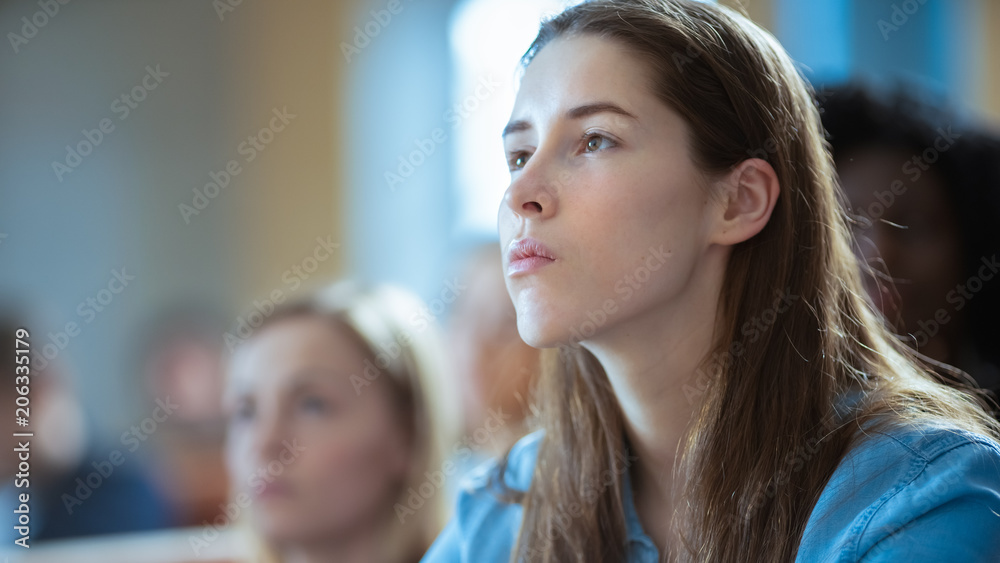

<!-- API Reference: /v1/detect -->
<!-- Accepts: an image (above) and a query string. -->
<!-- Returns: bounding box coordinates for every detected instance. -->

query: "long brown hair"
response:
[497,1,1000,561]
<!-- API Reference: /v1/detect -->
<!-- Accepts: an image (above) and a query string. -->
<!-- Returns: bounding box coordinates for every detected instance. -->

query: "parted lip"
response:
[256,479,293,498]
[507,238,556,263]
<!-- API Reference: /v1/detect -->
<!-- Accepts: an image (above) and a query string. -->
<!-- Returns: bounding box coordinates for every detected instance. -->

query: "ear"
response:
[709,158,780,246]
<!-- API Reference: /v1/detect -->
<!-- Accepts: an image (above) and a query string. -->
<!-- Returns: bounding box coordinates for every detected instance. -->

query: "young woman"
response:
[423,1,1000,561]
[224,282,458,563]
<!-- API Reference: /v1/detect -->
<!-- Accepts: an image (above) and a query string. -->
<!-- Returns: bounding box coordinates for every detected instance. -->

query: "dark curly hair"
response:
[820,83,1000,395]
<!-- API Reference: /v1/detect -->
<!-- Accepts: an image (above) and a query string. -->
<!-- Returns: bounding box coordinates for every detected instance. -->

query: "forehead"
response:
[227,315,367,393]
[512,34,656,119]
[838,146,951,210]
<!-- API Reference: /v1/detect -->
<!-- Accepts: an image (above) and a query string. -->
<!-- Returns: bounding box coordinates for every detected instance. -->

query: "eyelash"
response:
[226,394,331,424]
[506,131,618,172]
[299,395,329,414]
[580,131,617,153]
[507,151,530,172]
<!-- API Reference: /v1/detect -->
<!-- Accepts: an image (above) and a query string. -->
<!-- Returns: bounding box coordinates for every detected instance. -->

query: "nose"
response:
[252,410,288,464]
[501,160,560,222]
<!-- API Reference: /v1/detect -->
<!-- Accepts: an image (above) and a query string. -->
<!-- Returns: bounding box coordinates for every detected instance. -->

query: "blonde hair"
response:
[228,281,460,563]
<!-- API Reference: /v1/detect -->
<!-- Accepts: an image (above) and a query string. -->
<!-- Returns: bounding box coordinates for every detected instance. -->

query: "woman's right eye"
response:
[298,395,331,415]
[231,399,255,422]
[508,151,530,171]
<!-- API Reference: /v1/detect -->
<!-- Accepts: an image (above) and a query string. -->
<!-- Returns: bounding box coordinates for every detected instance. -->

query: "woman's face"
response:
[498,34,718,348]
[224,315,411,545]
[838,147,964,329]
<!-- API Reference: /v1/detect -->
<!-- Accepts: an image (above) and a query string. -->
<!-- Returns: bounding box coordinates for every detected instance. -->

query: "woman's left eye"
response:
[583,133,615,152]
[299,396,329,414]
[229,397,255,423]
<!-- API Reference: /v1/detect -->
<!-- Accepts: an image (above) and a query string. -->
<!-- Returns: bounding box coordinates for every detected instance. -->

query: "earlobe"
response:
[712,158,780,246]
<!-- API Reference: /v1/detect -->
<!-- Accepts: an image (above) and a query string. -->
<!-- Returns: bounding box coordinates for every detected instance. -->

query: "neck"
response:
[279,524,387,563]
[580,249,725,544]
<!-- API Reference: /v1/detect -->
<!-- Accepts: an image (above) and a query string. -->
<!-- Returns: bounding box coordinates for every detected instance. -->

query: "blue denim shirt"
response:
[422,424,1000,562]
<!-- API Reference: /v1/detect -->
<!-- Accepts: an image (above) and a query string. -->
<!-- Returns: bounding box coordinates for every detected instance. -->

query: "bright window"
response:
[448,0,579,237]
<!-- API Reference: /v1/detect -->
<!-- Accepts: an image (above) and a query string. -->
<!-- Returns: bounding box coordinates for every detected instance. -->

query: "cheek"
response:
[576,175,696,283]
[309,432,396,482]
[223,428,255,488]
[298,407,409,502]
[567,176,704,320]
[504,161,708,346]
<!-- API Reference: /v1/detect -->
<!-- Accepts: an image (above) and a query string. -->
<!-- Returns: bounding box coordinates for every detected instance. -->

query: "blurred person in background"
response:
[223,282,459,563]
[449,242,540,461]
[821,85,1000,404]
[135,304,231,527]
[0,308,173,543]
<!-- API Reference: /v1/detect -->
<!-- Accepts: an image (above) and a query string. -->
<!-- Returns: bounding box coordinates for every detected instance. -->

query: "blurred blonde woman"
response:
[224,282,459,563]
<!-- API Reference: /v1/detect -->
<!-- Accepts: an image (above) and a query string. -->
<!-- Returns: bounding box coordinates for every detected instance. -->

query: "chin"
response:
[515,314,573,349]
[254,514,303,544]
[512,290,583,348]
[516,286,616,349]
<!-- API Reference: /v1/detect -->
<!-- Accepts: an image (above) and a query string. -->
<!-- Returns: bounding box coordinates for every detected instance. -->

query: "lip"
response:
[506,238,556,276]
[255,480,294,500]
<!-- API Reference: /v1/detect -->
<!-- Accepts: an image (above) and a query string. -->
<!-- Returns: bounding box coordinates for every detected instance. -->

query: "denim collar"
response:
[621,458,661,561]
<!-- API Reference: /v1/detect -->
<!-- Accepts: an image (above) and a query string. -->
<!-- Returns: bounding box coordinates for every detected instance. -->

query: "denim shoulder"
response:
[421,430,545,563]
[798,423,1000,562]
[459,429,544,496]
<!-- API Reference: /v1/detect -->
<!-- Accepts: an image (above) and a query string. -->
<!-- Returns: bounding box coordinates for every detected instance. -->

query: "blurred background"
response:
[1,0,998,560]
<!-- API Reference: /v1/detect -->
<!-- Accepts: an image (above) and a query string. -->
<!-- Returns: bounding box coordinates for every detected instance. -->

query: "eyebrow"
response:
[229,373,338,396]
[502,102,638,138]
[286,369,342,391]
